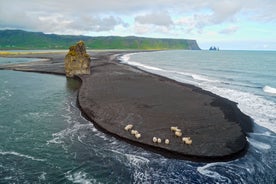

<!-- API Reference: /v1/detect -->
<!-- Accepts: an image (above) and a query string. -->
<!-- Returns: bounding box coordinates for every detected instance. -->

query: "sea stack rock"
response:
[64,41,91,77]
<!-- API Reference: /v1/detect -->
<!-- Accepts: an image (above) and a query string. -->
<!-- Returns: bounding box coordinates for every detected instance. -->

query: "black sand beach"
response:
[0,51,252,161]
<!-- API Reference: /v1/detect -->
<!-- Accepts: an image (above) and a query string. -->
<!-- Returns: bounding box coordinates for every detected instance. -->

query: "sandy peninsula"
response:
[0,51,252,161]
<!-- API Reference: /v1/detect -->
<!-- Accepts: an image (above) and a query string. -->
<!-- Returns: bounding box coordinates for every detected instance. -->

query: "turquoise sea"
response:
[0,50,276,183]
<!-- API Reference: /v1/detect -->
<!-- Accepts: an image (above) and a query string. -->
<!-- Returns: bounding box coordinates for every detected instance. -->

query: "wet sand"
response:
[0,51,252,161]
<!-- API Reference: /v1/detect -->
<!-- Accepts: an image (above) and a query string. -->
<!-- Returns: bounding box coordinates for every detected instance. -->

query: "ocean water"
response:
[0,52,275,184]
[0,57,47,65]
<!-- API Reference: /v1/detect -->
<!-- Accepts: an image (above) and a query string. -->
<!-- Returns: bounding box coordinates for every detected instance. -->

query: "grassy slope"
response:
[0,30,200,50]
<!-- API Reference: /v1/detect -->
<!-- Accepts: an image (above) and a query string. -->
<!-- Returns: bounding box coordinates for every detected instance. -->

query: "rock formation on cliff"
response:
[64,41,91,77]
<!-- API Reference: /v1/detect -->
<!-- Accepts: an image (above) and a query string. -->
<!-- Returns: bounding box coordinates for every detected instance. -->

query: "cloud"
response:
[0,0,130,34]
[219,25,239,34]
[0,0,275,38]
[209,1,243,24]
[134,23,171,36]
[68,16,128,32]
[174,1,243,33]
[135,12,173,27]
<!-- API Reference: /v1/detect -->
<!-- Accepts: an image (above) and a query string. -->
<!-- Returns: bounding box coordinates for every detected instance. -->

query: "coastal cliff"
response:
[0,30,201,50]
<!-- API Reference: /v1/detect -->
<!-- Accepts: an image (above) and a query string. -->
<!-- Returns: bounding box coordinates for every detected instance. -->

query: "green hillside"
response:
[0,30,200,50]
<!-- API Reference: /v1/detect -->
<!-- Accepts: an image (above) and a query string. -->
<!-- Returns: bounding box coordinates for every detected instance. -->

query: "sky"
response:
[0,0,275,50]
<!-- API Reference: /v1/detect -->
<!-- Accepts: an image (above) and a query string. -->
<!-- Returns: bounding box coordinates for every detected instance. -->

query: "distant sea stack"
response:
[209,46,219,51]
[64,41,91,77]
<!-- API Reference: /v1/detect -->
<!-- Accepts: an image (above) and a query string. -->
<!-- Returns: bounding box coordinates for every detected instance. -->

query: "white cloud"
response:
[134,24,150,35]
[209,1,243,24]
[134,23,171,36]
[68,16,128,32]
[1,0,275,33]
[135,12,173,27]
[0,0,276,49]
[219,25,239,34]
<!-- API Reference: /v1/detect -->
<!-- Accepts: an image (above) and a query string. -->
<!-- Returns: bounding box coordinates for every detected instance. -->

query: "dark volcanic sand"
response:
[0,51,252,161]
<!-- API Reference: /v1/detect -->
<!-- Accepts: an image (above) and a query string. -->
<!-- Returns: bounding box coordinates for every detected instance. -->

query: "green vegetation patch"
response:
[0,30,200,50]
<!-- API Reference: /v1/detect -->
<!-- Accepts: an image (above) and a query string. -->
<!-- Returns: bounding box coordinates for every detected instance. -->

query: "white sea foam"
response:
[263,85,276,95]
[120,54,164,71]
[38,172,47,181]
[249,131,276,138]
[65,171,99,184]
[173,76,200,86]
[120,53,138,62]
[71,101,78,108]
[46,136,64,144]
[0,150,46,162]
[124,153,151,183]
[4,176,13,180]
[48,98,99,146]
[47,121,95,145]
[124,153,152,182]
[77,134,88,144]
[191,74,220,83]
[247,137,271,150]
[0,89,13,102]
[79,112,90,122]
[171,70,205,80]
[120,54,132,62]
[4,90,13,97]
[197,162,231,183]
[94,132,109,141]
[203,85,276,133]
[24,112,54,120]
[133,169,151,184]
[125,153,150,167]
[110,149,151,182]
[124,60,164,71]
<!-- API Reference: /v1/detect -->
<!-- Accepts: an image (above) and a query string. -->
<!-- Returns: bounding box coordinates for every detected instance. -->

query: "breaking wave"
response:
[205,86,276,133]
[191,74,220,83]
[247,138,271,150]
[121,54,164,71]
[263,85,276,95]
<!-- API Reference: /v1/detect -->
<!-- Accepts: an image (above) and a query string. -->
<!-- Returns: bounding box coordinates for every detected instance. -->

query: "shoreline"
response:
[116,54,253,133]
[0,51,253,162]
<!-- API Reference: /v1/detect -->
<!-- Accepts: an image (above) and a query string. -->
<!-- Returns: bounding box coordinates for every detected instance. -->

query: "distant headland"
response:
[0,29,201,50]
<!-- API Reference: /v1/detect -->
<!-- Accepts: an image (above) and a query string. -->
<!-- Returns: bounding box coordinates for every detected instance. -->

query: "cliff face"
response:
[0,30,201,50]
[186,40,201,50]
[64,41,91,77]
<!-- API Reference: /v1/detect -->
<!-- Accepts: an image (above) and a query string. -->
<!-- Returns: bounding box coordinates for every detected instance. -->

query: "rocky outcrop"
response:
[64,41,91,77]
